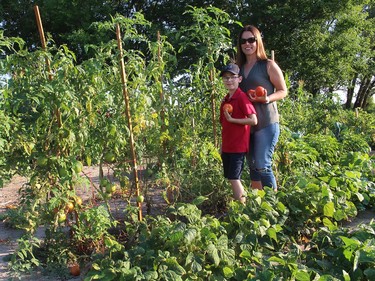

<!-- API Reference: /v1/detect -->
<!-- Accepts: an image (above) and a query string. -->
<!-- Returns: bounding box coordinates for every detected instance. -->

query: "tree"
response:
[234,0,374,108]
[348,4,375,109]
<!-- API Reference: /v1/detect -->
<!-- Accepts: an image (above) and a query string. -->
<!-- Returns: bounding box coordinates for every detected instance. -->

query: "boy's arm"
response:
[223,111,258,126]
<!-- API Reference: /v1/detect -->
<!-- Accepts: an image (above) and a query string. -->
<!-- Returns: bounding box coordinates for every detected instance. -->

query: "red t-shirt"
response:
[220,88,256,153]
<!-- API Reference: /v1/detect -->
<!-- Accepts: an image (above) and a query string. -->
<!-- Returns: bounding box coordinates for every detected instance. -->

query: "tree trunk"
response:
[354,76,373,109]
[345,75,357,109]
[365,78,375,108]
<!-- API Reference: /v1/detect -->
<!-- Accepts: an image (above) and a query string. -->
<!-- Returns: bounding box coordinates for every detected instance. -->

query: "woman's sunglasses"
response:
[240,37,257,44]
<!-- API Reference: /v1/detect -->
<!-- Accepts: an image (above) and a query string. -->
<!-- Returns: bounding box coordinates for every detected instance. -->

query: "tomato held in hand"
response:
[223,103,233,113]
[247,89,256,99]
[255,86,266,97]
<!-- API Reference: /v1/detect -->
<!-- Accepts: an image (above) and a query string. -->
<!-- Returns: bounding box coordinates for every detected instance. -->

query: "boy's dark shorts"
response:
[221,152,246,180]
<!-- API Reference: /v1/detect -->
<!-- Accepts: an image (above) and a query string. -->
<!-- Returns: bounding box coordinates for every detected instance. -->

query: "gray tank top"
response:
[239,60,279,131]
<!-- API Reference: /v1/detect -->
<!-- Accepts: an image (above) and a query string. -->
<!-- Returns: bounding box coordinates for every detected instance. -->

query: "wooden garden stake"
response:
[33,5,66,217]
[210,67,218,148]
[33,5,53,81]
[116,23,143,221]
[34,5,62,152]
[157,31,167,155]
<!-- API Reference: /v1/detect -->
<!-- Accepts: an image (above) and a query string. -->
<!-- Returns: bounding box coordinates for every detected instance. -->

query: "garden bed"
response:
[0,165,167,280]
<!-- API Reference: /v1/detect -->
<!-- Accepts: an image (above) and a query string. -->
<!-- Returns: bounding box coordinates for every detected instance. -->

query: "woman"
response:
[236,25,287,191]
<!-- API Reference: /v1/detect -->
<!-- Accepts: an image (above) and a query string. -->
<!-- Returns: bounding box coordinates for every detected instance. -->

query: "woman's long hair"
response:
[236,25,268,68]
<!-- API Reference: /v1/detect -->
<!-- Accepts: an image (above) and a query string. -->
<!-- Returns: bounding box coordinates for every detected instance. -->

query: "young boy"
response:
[220,63,257,203]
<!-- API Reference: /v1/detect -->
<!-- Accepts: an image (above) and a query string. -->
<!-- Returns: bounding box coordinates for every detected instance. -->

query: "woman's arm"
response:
[267,60,287,102]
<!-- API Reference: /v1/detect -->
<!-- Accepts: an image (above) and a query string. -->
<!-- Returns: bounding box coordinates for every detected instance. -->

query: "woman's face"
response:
[240,31,257,56]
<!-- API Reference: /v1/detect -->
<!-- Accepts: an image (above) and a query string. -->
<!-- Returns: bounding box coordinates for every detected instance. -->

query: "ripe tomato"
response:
[255,86,266,97]
[223,103,233,113]
[247,89,256,99]
[69,263,80,276]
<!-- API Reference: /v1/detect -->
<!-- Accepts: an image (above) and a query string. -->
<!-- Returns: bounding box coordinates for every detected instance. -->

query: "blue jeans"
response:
[247,123,280,189]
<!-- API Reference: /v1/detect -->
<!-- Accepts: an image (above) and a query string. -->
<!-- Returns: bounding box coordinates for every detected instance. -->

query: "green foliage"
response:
[1,5,375,280]
[305,223,375,280]
[72,205,115,254]
[9,235,41,276]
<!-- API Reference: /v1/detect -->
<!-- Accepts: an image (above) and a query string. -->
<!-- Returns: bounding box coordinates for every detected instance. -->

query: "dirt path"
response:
[0,166,167,281]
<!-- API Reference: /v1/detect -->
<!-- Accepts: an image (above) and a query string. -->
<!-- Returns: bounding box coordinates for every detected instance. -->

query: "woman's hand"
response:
[247,89,269,103]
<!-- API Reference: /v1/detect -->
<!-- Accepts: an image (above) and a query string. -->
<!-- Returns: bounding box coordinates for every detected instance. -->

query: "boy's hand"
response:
[223,110,233,122]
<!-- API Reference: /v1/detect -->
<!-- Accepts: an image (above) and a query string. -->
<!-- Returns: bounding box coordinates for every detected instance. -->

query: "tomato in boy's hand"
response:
[255,86,267,97]
[223,103,233,113]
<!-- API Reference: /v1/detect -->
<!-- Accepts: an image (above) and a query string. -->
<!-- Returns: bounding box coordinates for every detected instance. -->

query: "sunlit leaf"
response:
[184,228,197,245]
[323,201,335,217]
[295,270,310,281]
[207,243,220,266]
[192,196,208,205]
[267,227,278,242]
[323,217,337,231]
[223,266,234,278]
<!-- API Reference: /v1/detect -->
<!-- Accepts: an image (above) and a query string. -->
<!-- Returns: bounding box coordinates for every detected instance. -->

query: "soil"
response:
[1,166,374,280]
[0,165,167,281]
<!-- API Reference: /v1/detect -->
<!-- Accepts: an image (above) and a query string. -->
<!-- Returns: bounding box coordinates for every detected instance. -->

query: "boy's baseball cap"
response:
[220,63,240,76]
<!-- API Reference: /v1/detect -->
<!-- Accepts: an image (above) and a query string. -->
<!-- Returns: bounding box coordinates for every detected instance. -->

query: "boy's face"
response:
[222,72,242,91]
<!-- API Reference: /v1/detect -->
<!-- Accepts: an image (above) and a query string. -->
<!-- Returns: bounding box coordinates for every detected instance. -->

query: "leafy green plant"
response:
[305,222,375,280]
[72,205,115,255]
[9,235,41,276]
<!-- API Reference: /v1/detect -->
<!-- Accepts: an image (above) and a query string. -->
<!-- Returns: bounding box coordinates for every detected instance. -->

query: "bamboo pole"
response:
[116,23,142,221]
[33,5,64,211]
[210,67,218,148]
[33,5,53,81]
[34,5,62,151]
[157,31,166,155]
